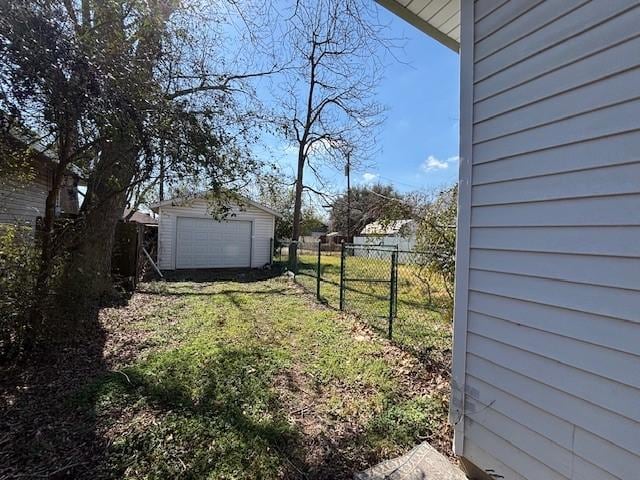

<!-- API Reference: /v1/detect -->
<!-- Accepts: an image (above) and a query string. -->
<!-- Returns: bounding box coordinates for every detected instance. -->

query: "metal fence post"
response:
[339,242,346,310]
[389,250,398,339]
[316,240,322,300]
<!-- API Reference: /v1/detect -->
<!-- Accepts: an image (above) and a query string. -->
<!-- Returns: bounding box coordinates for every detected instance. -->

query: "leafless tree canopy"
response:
[271,0,391,253]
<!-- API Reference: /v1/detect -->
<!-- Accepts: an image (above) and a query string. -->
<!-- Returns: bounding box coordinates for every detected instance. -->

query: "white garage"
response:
[152,195,279,270]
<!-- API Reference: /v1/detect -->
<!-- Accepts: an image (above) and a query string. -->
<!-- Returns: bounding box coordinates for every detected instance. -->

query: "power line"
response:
[359,173,426,191]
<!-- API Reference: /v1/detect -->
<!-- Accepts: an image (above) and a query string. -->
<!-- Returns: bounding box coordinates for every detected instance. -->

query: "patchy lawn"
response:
[295,253,452,369]
[0,276,451,479]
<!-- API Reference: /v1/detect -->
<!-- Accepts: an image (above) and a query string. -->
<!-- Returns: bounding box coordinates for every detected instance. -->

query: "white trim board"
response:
[449,0,474,456]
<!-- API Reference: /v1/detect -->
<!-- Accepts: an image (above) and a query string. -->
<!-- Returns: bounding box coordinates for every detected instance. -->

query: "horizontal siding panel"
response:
[463,441,527,480]
[467,335,640,426]
[474,0,636,81]
[466,402,573,477]
[470,226,640,257]
[573,457,620,480]
[467,353,640,460]
[0,214,37,226]
[475,34,640,123]
[471,194,640,227]
[474,0,544,42]
[464,419,568,480]
[464,4,640,476]
[574,427,640,480]
[474,0,588,61]
[474,5,640,101]
[474,98,640,163]
[472,161,640,204]
[473,0,509,22]
[468,312,640,389]
[468,291,640,356]
[473,130,640,187]
[469,249,640,291]
[465,374,574,449]
[474,67,640,143]
[469,269,639,322]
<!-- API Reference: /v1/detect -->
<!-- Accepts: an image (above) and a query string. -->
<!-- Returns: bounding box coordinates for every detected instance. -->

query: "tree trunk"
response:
[54,137,138,332]
[289,149,305,271]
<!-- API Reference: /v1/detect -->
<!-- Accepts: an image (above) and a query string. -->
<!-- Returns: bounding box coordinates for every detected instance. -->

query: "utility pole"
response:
[345,151,351,241]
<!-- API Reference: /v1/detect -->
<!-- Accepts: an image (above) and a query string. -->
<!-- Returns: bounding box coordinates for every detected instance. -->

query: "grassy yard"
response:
[295,253,452,369]
[1,275,451,479]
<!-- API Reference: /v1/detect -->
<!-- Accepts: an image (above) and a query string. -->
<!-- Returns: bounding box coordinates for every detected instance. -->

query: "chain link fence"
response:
[274,241,452,362]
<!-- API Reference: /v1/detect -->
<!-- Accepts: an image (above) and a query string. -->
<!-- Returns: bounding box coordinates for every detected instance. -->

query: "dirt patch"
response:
[0,291,181,479]
[272,280,454,478]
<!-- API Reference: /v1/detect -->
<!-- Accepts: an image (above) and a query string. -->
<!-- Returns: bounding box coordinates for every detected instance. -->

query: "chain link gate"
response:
[339,243,399,339]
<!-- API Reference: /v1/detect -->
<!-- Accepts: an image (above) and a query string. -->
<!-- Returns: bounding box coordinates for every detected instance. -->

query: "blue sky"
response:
[267,7,459,197]
[367,6,460,193]
[255,4,460,197]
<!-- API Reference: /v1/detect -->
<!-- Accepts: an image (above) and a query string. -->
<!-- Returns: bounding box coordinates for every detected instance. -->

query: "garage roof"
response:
[376,0,460,52]
[150,193,282,218]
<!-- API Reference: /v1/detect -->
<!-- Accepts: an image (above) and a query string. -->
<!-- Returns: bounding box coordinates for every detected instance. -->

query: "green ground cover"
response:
[295,253,452,368]
[71,277,451,479]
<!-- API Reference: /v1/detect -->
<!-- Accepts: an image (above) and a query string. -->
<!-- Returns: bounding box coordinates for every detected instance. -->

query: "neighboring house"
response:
[151,195,279,269]
[0,132,80,228]
[380,1,640,479]
[355,219,417,251]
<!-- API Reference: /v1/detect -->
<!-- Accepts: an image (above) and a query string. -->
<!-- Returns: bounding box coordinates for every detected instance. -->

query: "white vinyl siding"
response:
[157,199,275,270]
[0,159,51,227]
[456,2,640,479]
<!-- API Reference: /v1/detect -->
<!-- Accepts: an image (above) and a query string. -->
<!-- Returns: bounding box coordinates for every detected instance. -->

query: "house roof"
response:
[150,193,282,218]
[361,219,416,236]
[123,209,158,225]
[376,0,460,52]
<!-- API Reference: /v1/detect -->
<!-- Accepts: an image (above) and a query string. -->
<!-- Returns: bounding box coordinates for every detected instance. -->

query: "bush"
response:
[0,224,39,359]
[414,185,457,306]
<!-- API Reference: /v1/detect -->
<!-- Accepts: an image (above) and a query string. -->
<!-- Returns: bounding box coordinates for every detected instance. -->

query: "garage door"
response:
[175,217,252,268]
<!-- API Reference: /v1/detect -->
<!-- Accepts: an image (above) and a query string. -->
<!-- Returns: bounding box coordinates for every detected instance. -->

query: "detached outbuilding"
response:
[151,195,278,270]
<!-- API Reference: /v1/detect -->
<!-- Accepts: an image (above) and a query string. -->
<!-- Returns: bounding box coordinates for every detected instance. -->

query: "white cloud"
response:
[421,155,448,172]
[362,172,379,183]
[421,155,459,172]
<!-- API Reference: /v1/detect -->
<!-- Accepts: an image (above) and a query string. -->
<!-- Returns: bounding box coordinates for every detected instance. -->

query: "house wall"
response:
[454,1,640,479]
[0,158,51,227]
[157,199,275,269]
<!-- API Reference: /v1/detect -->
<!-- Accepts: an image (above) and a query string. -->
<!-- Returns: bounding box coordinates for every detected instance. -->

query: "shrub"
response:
[0,224,39,359]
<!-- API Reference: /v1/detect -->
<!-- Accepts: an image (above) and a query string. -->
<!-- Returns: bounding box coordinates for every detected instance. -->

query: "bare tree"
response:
[273,0,387,266]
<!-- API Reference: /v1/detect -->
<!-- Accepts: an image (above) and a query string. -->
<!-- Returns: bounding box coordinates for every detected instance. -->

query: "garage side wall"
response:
[455,1,640,479]
[158,200,274,269]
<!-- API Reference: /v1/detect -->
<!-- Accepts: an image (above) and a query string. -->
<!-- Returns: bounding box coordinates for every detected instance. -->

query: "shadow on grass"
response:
[75,345,307,479]
[0,310,108,479]
[140,287,289,297]
[161,266,286,283]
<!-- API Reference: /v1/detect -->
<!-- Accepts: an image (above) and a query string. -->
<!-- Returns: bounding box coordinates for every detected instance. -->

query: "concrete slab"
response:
[355,442,468,480]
